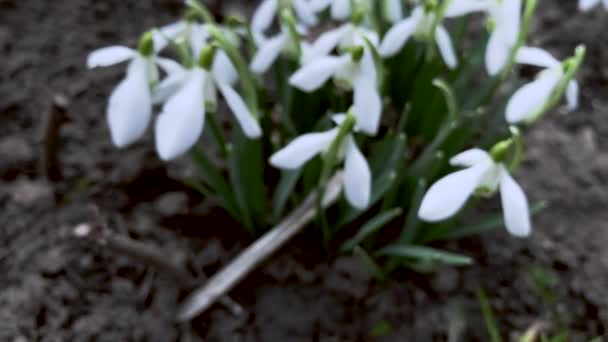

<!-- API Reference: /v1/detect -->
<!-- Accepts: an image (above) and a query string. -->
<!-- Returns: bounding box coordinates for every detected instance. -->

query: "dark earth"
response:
[1,1,607,341]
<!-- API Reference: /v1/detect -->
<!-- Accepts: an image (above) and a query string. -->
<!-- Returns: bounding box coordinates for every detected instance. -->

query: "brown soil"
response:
[0,1,606,341]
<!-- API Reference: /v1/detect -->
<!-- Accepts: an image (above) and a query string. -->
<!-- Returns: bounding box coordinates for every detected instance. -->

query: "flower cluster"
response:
[88,0,584,252]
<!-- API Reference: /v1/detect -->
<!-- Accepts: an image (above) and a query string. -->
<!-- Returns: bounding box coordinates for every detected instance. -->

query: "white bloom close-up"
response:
[252,0,320,33]
[289,47,382,135]
[153,21,239,86]
[418,148,531,237]
[153,57,262,161]
[250,24,307,74]
[505,46,578,124]
[87,46,162,148]
[379,6,458,69]
[269,114,371,209]
[579,0,608,11]
[445,0,522,75]
[301,22,379,62]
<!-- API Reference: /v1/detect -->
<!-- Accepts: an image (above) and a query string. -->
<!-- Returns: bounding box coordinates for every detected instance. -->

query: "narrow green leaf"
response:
[190,147,241,219]
[376,245,473,266]
[477,289,503,342]
[353,246,386,281]
[425,202,547,242]
[271,169,302,221]
[397,179,427,244]
[341,208,403,252]
[227,130,267,233]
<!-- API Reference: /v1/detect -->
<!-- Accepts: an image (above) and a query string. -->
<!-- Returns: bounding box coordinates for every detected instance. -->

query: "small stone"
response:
[154,192,188,217]
[38,247,66,275]
[10,179,53,207]
[0,136,34,180]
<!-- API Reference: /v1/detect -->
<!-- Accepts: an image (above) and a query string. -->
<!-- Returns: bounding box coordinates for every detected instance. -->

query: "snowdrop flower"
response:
[505,47,578,124]
[270,113,371,209]
[87,33,165,148]
[379,6,458,69]
[252,0,319,33]
[153,21,239,86]
[250,13,308,74]
[382,0,404,24]
[153,46,262,160]
[445,0,522,75]
[309,0,351,20]
[289,46,382,135]
[579,0,608,11]
[301,21,379,62]
[418,147,531,237]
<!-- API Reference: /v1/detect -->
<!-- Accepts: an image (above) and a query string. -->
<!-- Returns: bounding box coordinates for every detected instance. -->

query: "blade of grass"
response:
[341,208,403,252]
[376,245,473,267]
[271,169,302,222]
[477,289,502,342]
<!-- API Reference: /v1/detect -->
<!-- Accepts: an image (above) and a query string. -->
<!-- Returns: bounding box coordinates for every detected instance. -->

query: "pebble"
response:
[154,192,188,217]
[10,179,53,207]
[0,136,34,179]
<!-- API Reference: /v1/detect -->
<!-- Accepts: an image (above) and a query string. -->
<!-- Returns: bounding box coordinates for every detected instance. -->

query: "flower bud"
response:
[137,31,155,57]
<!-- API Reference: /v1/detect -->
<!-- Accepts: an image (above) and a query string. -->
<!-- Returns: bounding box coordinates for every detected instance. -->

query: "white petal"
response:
[250,32,288,74]
[87,46,135,68]
[579,0,599,11]
[379,17,418,57]
[153,21,188,52]
[515,46,560,68]
[344,137,371,209]
[216,81,262,138]
[353,76,382,136]
[485,29,511,76]
[418,163,491,222]
[566,80,579,111]
[499,166,531,237]
[445,0,492,17]
[190,24,211,58]
[383,0,404,23]
[289,55,350,92]
[293,0,319,26]
[331,113,348,126]
[304,24,351,62]
[252,0,278,32]
[450,148,491,167]
[156,57,185,75]
[269,129,338,169]
[212,50,239,86]
[497,0,521,46]
[106,58,151,147]
[152,70,188,104]
[505,69,562,123]
[331,0,351,20]
[155,70,206,161]
[435,25,458,69]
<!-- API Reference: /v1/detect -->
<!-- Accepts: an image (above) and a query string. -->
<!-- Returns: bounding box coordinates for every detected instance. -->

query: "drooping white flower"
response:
[382,0,404,24]
[418,148,531,237]
[445,0,522,75]
[289,47,382,135]
[301,22,379,62]
[87,45,164,148]
[252,0,320,33]
[505,46,578,124]
[269,114,371,209]
[309,0,352,21]
[153,21,239,86]
[153,51,262,160]
[579,0,608,11]
[250,24,308,74]
[379,6,458,69]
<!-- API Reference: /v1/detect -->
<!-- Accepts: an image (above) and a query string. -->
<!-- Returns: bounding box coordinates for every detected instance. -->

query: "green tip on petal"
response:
[198,44,217,69]
[489,139,513,163]
[137,31,155,57]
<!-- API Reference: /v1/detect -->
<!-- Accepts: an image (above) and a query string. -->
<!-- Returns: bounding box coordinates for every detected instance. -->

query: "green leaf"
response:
[353,246,386,281]
[477,289,502,342]
[424,202,547,242]
[271,169,302,222]
[341,208,403,252]
[190,147,241,220]
[227,130,267,234]
[376,245,473,266]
